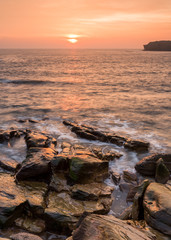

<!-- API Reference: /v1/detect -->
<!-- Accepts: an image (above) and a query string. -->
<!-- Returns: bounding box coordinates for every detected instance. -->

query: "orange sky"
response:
[0,0,171,48]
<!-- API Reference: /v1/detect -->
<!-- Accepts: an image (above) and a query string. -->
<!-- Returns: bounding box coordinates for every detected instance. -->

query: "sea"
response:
[0,49,170,238]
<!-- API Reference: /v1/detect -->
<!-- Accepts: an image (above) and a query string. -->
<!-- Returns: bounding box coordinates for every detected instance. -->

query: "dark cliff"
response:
[144,41,171,51]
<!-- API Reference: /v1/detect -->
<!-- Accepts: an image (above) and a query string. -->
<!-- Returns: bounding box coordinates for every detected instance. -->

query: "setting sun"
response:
[67,38,78,44]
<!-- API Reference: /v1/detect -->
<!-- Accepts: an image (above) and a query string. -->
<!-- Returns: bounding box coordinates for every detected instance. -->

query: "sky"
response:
[0,0,171,48]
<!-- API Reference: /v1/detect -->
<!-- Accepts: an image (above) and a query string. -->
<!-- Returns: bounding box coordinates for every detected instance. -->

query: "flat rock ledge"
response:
[63,120,150,153]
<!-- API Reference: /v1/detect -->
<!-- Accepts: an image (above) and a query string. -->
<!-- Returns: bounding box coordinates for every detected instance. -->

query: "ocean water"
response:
[0,49,170,152]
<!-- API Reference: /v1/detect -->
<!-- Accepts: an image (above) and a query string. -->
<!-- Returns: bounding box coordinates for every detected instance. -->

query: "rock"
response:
[0,154,18,172]
[91,146,122,161]
[69,155,108,183]
[106,134,127,146]
[50,155,70,172]
[135,153,171,176]
[126,185,139,202]
[123,170,137,183]
[124,139,149,152]
[71,183,114,201]
[63,121,150,152]
[16,147,58,181]
[155,158,170,184]
[132,179,150,220]
[119,205,132,220]
[18,180,47,215]
[15,216,46,233]
[144,41,171,51]
[10,232,43,240]
[0,130,10,143]
[61,142,72,155]
[25,131,57,149]
[0,173,47,228]
[110,171,121,185]
[49,172,70,192]
[0,173,27,227]
[0,129,25,144]
[44,192,112,233]
[143,182,171,236]
[70,214,155,240]
[119,182,136,193]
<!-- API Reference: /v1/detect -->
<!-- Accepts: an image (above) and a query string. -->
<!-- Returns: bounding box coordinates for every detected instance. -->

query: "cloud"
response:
[80,12,171,24]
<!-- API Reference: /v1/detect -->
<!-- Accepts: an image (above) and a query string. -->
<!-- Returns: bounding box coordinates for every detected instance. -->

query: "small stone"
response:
[15,217,45,233]
[119,205,132,220]
[126,185,138,202]
[155,158,170,184]
[123,170,137,183]
[110,171,121,185]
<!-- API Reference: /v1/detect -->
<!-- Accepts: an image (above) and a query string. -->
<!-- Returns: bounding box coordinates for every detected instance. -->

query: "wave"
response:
[0,78,75,86]
[0,79,54,85]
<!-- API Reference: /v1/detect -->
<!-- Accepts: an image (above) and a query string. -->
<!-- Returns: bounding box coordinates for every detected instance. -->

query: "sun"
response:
[67,34,79,44]
[68,38,78,44]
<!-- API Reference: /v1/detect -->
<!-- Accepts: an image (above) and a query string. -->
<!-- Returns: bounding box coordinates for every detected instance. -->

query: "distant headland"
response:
[144,40,171,51]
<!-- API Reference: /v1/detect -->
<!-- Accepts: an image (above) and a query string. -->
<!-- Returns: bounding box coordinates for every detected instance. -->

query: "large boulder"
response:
[135,153,171,176]
[16,147,58,181]
[69,155,108,183]
[70,214,155,240]
[143,182,171,236]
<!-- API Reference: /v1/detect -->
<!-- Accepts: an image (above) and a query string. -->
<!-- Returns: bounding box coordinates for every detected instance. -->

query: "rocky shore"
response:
[0,120,170,240]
